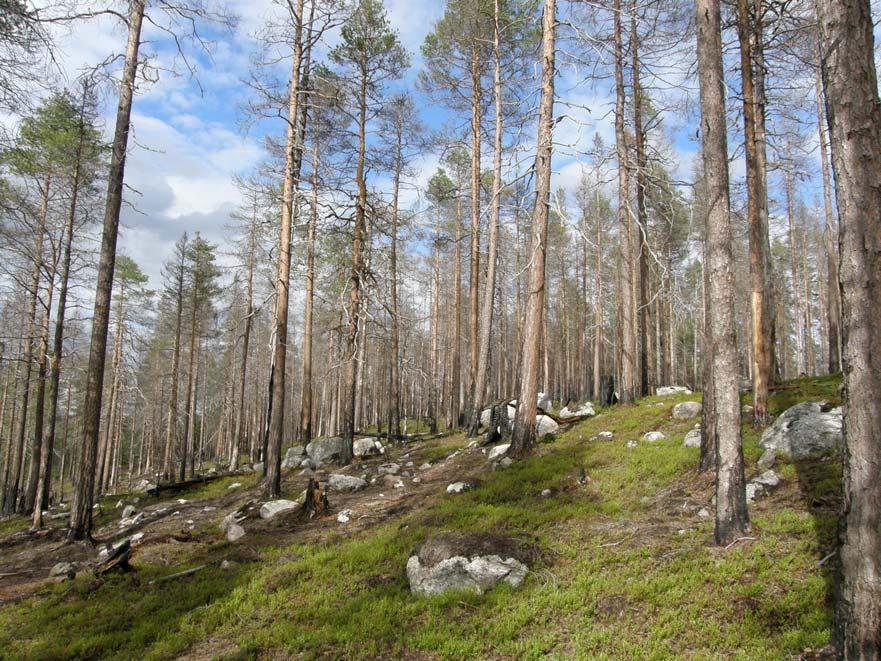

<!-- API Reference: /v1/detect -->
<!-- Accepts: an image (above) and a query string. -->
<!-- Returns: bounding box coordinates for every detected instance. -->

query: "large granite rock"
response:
[281,446,305,469]
[306,437,346,465]
[353,438,384,458]
[683,428,702,448]
[327,474,368,492]
[759,402,842,461]
[487,444,510,461]
[536,415,559,437]
[672,401,702,420]
[259,499,300,520]
[406,532,531,596]
[559,402,596,419]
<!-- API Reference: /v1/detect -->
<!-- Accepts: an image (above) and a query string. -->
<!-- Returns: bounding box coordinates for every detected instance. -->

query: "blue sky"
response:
[36,0,796,289]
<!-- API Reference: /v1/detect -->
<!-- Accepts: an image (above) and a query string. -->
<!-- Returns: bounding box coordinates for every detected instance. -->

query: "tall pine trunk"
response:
[695,0,749,544]
[510,0,555,455]
[68,0,145,540]
[816,0,881,654]
[467,0,503,437]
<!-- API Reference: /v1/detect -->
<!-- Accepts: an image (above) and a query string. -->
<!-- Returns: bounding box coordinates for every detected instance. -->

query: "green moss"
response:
[0,376,843,659]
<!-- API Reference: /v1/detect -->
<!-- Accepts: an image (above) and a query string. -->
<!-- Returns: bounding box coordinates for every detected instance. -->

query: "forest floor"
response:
[0,375,842,659]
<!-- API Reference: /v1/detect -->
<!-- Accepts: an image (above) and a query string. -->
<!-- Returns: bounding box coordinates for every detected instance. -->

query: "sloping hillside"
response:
[0,376,842,659]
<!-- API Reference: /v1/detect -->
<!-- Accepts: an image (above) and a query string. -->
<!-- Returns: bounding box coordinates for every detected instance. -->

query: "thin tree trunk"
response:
[737,0,773,426]
[68,0,144,540]
[695,0,749,544]
[266,0,305,495]
[814,52,841,375]
[467,0,503,437]
[510,0,555,455]
[4,172,49,515]
[614,0,636,405]
[468,42,482,416]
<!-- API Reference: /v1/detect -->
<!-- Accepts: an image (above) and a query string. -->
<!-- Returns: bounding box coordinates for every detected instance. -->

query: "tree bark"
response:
[614,0,636,405]
[68,0,144,540]
[4,172,49,515]
[467,0,503,437]
[266,0,305,495]
[816,0,881,654]
[736,0,773,426]
[813,53,841,375]
[694,0,749,544]
[510,0,555,455]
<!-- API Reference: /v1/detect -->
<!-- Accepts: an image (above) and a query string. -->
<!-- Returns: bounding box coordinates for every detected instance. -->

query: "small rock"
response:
[656,386,692,396]
[121,505,136,519]
[226,524,246,542]
[412,477,422,484]
[541,489,552,497]
[446,481,473,494]
[327,474,368,492]
[626,440,638,449]
[405,461,414,467]
[757,449,776,470]
[536,415,559,437]
[683,429,702,448]
[49,562,76,581]
[698,508,711,519]
[498,457,513,468]
[220,560,237,570]
[353,438,383,458]
[746,469,781,503]
[537,392,553,411]
[672,401,702,420]
[393,480,405,489]
[595,431,614,441]
[419,463,432,471]
[643,431,666,442]
[559,402,596,419]
[259,499,300,520]
[487,444,510,461]
[376,463,401,476]
[177,499,188,505]
[337,509,353,523]
[133,479,157,493]
[129,532,144,544]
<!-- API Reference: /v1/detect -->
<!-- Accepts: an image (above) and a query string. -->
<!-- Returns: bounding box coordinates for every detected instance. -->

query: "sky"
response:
[32,0,716,289]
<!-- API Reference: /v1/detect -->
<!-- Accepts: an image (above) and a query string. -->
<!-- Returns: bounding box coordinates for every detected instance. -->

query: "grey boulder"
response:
[487,444,510,462]
[306,436,347,465]
[683,428,702,448]
[656,386,692,396]
[406,532,531,596]
[281,446,306,469]
[672,401,702,420]
[746,470,781,503]
[536,415,559,437]
[259,499,300,520]
[559,402,596,419]
[759,402,841,461]
[353,438,384,458]
[327,473,367,492]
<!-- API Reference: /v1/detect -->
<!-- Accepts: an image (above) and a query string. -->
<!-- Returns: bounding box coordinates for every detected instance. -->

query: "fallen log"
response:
[148,564,206,585]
